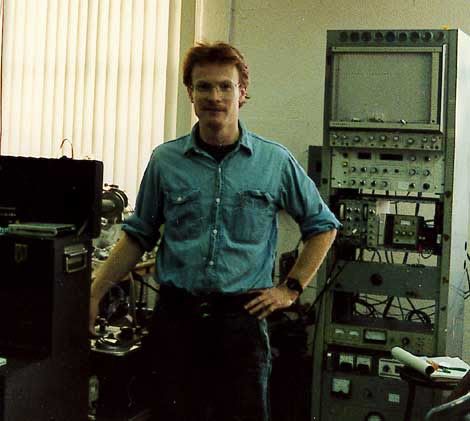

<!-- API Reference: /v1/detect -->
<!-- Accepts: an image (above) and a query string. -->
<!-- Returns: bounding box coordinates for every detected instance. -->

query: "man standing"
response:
[90,42,340,421]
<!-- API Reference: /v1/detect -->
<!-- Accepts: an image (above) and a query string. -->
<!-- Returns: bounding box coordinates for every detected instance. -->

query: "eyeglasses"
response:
[192,81,240,98]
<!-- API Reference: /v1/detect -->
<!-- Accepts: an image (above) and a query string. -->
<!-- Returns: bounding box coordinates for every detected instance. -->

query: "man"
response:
[90,42,340,421]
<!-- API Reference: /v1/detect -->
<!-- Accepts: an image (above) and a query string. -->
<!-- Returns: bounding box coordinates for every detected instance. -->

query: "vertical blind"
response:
[0,0,182,203]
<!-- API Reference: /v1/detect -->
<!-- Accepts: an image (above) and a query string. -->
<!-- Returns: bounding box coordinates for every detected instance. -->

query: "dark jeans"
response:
[140,286,272,421]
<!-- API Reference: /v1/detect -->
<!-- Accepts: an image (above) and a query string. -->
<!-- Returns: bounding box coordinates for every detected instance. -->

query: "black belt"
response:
[158,285,258,317]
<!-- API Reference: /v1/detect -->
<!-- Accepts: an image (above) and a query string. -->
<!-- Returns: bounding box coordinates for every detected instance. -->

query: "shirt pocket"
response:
[232,190,276,244]
[164,189,202,241]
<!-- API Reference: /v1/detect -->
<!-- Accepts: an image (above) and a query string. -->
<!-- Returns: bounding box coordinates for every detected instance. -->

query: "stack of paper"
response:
[391,346,470,382]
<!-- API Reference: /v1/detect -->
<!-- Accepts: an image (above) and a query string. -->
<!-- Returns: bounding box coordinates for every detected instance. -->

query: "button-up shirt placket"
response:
[207,165,223,279]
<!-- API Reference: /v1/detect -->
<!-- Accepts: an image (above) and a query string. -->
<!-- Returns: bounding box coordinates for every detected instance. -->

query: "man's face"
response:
[188,63,246,132]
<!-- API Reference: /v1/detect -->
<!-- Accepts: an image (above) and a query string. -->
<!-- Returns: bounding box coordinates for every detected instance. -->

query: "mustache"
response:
[204,107,225,111]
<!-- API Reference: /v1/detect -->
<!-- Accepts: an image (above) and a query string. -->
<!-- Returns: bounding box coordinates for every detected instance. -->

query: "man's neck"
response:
[199,123,239,146]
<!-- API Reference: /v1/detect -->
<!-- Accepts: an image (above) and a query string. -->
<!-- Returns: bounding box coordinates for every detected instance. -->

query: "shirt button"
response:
[213,229,218,235]
[208,260,214,266]
[215,198,220,204]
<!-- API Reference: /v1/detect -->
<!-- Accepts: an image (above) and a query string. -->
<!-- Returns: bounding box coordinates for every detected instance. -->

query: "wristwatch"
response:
[285,277,303,296]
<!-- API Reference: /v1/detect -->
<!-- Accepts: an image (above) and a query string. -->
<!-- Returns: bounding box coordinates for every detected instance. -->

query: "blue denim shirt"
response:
[122,121,340,293]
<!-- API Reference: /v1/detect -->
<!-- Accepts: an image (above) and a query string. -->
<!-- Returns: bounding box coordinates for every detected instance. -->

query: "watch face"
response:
[286,278,302,294]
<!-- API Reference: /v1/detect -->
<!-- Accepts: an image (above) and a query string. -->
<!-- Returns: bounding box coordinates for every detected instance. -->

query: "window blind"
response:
[1,0,182,203]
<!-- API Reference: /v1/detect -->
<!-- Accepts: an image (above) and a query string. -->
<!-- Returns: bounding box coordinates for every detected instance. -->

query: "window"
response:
[0,0,183,202]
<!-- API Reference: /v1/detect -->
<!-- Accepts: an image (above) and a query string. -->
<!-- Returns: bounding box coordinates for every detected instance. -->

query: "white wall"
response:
[229,0,470,359]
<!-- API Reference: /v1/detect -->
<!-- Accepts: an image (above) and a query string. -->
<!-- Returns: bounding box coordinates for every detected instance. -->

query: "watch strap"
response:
[285,277,303,295]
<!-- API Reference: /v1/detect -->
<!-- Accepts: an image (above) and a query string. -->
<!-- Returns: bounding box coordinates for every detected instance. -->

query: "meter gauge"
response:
[331,377,351,396]
[365,412,384,421]
[364,329,387,344]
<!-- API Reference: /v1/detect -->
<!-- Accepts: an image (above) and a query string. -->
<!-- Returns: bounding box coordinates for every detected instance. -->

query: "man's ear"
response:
[238,85,247,107]
[187,87,194,103]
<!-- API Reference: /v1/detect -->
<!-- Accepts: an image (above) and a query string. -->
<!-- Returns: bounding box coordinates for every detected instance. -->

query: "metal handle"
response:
[64,245,88,273]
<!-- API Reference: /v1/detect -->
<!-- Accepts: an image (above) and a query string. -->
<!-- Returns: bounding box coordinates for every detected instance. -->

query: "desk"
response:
[400,366,456,421]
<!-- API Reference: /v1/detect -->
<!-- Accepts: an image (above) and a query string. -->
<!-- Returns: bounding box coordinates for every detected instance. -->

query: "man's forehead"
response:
[192,63,239,81]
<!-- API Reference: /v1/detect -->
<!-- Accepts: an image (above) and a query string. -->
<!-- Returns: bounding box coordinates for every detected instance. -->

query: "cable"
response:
[420,250,434,259]
[131,273,159,293]
[415,201,420,216]
[405,309,432,324]
[402,252,409,264]
[396,297,406,320]
[353,297,377,317]
[353,293,434,323]
[304,258,346,324]
[308,289,324,362]
[370,250,382,263]
[382,296,395,318]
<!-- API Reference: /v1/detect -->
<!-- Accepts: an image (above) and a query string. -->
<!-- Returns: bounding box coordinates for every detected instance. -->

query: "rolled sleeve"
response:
[122,149,163,251]
[280,153,341,240]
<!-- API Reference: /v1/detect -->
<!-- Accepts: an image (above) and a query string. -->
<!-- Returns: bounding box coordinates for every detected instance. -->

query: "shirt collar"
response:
[183,120,254,156]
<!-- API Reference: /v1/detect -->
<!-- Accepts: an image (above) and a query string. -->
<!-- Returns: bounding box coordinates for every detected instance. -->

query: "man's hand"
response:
[244,284,299,319]
[89,294,100,336]
[88,232,145,336]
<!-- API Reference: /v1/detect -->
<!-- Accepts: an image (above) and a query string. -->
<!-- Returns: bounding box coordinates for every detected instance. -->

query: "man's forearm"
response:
[91,231,145,303]
[287,229,337,289]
